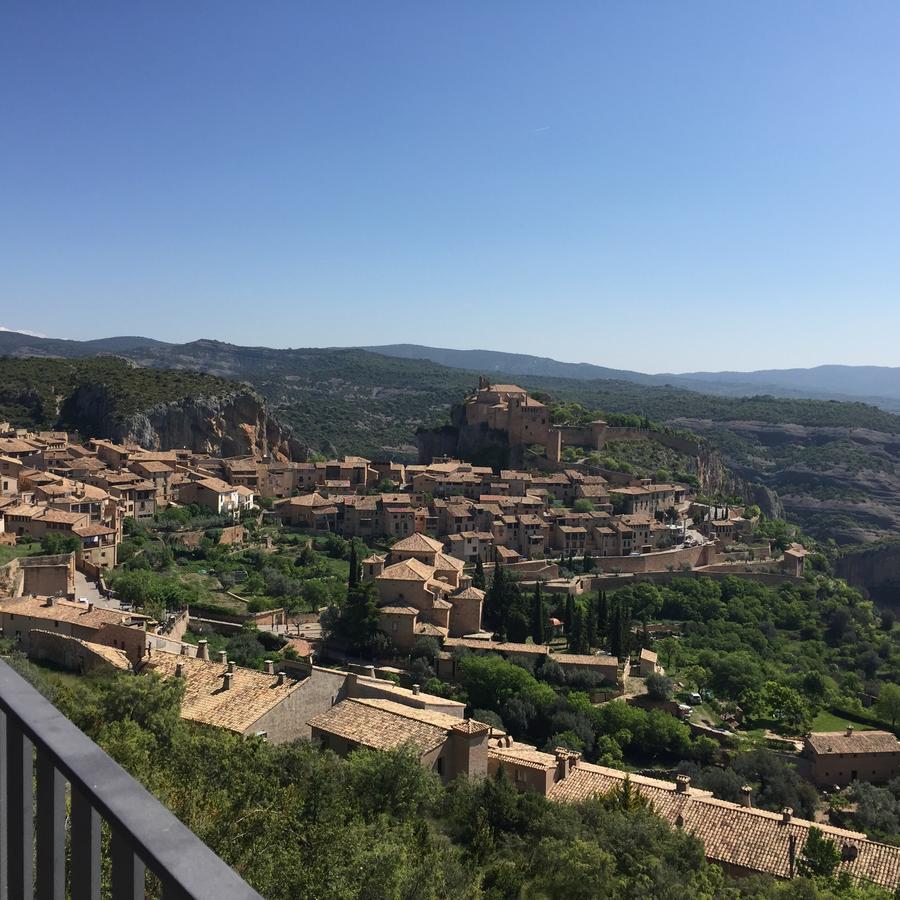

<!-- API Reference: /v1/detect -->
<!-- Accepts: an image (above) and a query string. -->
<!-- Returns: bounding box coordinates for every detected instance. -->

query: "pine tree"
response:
[531,582,545,645]
[472,559,486,591]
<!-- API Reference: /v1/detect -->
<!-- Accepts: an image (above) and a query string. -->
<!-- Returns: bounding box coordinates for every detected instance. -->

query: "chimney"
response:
[227,660,235,674]
[412,684,420,695]
[782,807,793,824]
[845,724,854,738]
[197,640,209,661]
[223,672,233,690]
[265,660,274,675]
[364,665,376,678]
[276,672,285,686]
[45,597,55,607]
[740,785,752,808]
[218,650,228,665]
[87,602,94,612]
[175,663,184,678]
[555,748,572,781]
[675,774,691,794]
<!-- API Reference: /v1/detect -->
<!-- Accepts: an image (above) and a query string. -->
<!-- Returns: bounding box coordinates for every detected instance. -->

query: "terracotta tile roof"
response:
[489,742,557,771]
[391,533,444,553]
[379,606,419,616]
[807,730,900,756]
[443,637,549,655]
[548,762,900,888]
[0,597,140,631]
[453,587,486,601]
[378,558,435,581]
[555,653,618,668]
[142,651,302,734]
[194,477,236,494]
[434,552,464,572]
[307,698,448,755]
[30,630,131,670]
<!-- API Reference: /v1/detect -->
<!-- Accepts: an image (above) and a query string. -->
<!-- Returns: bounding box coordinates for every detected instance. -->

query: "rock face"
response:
[61,384,305,459]
[671,418,900,545]
[837,543,900,608]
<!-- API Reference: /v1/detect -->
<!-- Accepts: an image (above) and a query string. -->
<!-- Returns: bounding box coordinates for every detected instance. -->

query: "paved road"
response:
[73,570,122,609]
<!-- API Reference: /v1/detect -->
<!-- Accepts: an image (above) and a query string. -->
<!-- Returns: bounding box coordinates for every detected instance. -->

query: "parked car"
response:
[688,692,702,705]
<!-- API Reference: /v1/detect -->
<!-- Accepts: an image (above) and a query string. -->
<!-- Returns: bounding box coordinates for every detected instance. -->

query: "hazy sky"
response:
[3,2,900,372]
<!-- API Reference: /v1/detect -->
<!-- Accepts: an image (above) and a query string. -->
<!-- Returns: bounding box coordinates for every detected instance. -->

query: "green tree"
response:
[876,682,900,730]
[338,580,380,654]
[347,540,359,587]
[797,827,840,879]
[570,606,589,655]
[565,595,576,639]
[531,582,546,645]
[585,594,598,649]
[472,560,486,591]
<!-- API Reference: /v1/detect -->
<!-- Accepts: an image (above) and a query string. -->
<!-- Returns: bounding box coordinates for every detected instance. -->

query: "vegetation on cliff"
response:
[0,357,242,430]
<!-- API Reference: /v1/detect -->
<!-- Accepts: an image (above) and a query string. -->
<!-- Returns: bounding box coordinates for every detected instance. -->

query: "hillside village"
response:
[2,380,900,891]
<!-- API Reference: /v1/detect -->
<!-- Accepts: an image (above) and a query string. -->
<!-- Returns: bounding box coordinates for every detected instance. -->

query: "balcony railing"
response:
[0,659,261,899]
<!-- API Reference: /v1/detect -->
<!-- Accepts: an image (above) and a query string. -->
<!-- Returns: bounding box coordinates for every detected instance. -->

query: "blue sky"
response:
[2,2,899,371]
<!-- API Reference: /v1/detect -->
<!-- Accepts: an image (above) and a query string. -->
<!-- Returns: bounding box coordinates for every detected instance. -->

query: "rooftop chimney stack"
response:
[676,774,691,794]
[412,684,420,695]
[554,748,573,781]
[87,602,93,612]
[276,672,285,686]
[740,785,753,808]
[845,724,854,737]
[782,807,793,824]
[175,663,184,678]
[223,673,233,690]
[227,660,236,674]
[197,640,209,661]
[218,650,228,665]
[265,660,275,675]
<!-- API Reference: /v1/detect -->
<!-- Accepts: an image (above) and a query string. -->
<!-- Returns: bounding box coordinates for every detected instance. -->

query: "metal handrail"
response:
[0,660,262,899]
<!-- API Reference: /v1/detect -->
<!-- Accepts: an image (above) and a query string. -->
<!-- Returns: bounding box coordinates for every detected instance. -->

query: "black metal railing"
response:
[0,660,262,899]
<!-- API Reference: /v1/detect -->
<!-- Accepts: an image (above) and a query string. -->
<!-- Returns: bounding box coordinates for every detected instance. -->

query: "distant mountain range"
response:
[366,344,900,411]
[2,330,899,410]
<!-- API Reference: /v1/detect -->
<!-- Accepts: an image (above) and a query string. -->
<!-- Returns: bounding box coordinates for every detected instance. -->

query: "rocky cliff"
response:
[60,383,305,459]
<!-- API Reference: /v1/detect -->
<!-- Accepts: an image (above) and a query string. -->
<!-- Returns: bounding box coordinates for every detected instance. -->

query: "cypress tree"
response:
[531,582,545,645]
[348,541,359,587]
[472,559,486,591]
[597,590,609,641]
[485,563,505,631]
[571,606,588,655]
[586,594,598,649]
[565,595,575,645]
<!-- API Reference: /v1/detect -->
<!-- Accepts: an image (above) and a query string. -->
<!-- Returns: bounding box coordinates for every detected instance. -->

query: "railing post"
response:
[35,747,65,900]
[111,825,145,900]
[5,717,33,899]
[0,711,6,900]
[70,785,101,900]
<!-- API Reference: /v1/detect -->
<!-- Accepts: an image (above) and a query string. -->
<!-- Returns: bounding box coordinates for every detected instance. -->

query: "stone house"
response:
[804,727,900,788]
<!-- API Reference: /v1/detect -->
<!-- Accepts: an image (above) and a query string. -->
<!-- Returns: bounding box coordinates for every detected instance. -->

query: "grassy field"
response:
[0,542,42,567]
[811,710,874,732]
